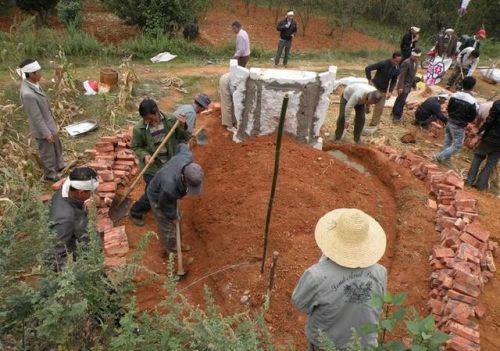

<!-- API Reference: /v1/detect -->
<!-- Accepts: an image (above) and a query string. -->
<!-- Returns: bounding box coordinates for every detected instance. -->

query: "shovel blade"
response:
[195,128,209,145]
[108,196,132,223]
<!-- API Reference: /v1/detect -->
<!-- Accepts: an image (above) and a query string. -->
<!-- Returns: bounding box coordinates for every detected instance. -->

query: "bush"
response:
[57,0,83,29]
[120,34,212,59]
[15,0,58,26]
[61,26,104,56]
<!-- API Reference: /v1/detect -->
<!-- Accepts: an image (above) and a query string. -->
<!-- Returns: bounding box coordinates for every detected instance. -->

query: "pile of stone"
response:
[52,126,137,268]
[379,146,498,351]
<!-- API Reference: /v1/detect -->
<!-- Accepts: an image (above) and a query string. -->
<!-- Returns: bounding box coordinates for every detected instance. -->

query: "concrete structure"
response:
[229,60,337,144]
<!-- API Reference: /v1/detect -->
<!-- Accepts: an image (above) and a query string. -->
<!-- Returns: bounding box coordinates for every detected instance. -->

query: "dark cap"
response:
[194,93,211,109]
[183,163,204,196]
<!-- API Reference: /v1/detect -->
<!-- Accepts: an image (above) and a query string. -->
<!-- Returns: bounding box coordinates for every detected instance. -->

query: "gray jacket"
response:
[174,104,197,133]
[20,80,58,139]
[49,189,89,266]
[396,57,417,94]
[292,256,387,349]
[147,143,192,220]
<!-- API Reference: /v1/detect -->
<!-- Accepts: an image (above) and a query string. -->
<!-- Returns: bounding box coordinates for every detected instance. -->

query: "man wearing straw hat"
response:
[292,208,387,350]
[18,58,66,182]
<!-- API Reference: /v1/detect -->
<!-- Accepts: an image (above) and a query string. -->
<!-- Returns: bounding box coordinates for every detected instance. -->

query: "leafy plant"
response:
[56,0,83,29]
[15,0,58,26]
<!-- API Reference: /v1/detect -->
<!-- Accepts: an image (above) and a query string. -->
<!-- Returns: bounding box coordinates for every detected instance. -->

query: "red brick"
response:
[104,256,126,268]
[84,149,97,157]
[428,299,443,315]
[113,164,132,171]
[98,170,115,182]
[452,280,481,298]
[446,321,480,344]
[485,251,496,272]
[428,199,438,210]
[51,177,66,190]
[433,247,455,258]
[454,190,477,202]
[96,217,113,233]
[465,222,490,242]
[474,303,487,319]
[447,290,478,305]
[100,136,119,144]
[95,142,115,153]
[456,243,481,264]
[87,162,109,171]
[445,335,480,351]
[97,181,117,193]
[444,170,465,189]
[456,211,478,221]
[444,300,475,323]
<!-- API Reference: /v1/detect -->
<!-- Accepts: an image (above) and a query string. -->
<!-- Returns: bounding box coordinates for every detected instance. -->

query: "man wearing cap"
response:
[459,29,486,52]
[392,48,421,123]
[446,47,480,90]
[274,10,298,67]
[292,208,387,350]
[414,93,449,128]
[334,83,382,144]
[400,26,420,60]
[49,167,99,270]
[147,143,204,257]
[364,51,402,129]
[231,21,251,67]
[436,76,479,165]
[18,58,65,182]
[173,93,211,135]
[129,98,189,226]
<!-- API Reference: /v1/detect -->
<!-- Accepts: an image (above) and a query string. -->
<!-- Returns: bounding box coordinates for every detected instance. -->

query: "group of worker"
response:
[15,12,499,351]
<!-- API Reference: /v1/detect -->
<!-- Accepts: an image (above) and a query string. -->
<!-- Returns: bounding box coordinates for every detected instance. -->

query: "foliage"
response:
[320,0,367,38]
[56,0,82,29]
[120,34,212,59]
[15,0,58,26]
[100,0,211,36]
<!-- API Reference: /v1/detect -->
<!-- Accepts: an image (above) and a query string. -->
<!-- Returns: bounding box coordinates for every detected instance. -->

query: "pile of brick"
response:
[378,146,498,351]
[52,126,137,268]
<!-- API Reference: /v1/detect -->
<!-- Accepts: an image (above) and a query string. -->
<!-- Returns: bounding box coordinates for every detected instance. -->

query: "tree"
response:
[322,0,367,38]
[100,0,211,36]
[291,0,319,37]
[16,0,58,26]
[56,0,82,29]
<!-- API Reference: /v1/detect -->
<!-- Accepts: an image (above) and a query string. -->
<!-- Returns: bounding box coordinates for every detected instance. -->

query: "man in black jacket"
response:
[414,92,449,127]
[147,143,204,257]
[459,29,486,52]
[436,76,478,164]
[274,10,298,67]
[466,100,500,190]
[400,26,420,60]
[49,167,99,270]
[365,51,402,128]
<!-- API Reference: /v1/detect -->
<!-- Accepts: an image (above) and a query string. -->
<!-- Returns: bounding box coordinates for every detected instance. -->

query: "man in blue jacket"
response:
[274,10,298,67]
[147,143,204,257]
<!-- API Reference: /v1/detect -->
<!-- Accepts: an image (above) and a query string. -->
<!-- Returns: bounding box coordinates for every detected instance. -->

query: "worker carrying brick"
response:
[129,98,190,226]
[333,83,382,144]
[49,167,100,270]
[18,58,66,182]
[466,100,500,191]
[292,208,387,350]
[147,143,204,258]
[414,92,449,128]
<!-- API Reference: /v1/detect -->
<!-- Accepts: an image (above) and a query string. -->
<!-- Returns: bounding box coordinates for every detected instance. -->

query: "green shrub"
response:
[120,34,212,59]
[56,0,83,29]
[62,26,104,57]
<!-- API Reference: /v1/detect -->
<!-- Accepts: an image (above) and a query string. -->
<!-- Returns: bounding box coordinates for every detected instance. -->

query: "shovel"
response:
[109,120,180,222]
[193,126,208,146]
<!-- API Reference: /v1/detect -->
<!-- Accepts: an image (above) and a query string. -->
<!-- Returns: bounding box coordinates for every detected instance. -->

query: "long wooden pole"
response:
[260,95,289,274]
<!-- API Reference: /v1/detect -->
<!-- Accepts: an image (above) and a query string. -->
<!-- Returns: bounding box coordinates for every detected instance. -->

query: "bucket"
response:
[100,68,118,88]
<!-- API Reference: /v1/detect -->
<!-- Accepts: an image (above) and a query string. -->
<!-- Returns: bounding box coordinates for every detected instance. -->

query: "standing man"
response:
[446,47,480,90]
[400,26,420,60]
[173,93,211,135]
[466,100,500,191]
[129,98,189,226]
[459,29,486,52]
[274,10,297,68]
[231,21,251,67]
[292,208,387,350]
[219,72,236,130]
[364,51,402,129]
[49,167,99,270]
[436,76,479,165]
[414,92,449,128]
[333,83,382,144]
[392,49,421,123]
[18,58,65,181]
[147,143,204,257]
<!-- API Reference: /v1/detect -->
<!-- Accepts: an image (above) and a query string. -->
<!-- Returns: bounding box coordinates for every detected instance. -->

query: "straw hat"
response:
[315,208,386,268]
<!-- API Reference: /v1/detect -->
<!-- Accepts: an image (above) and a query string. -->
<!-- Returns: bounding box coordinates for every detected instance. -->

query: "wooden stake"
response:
[260,95,289,273]
[267,251,280,299]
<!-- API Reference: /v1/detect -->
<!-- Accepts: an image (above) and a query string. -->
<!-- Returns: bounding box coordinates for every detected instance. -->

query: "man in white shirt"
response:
[333,83,382,144]
[446,47,480,90]
[231,21,251,67]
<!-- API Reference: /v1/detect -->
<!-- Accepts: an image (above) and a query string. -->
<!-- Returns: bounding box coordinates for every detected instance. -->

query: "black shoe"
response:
[130,215,145,227]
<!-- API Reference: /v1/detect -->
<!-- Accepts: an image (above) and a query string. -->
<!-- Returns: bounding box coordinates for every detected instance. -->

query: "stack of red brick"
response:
[52,125,137,269]
[378,146,498,351]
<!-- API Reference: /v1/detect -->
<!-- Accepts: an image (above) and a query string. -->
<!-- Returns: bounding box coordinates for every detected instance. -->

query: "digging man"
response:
[147,143,204,260]
[333,83,382,144]
[18,58,66,182]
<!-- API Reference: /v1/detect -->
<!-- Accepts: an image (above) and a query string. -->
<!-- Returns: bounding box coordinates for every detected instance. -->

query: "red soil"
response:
[122,113,446,349]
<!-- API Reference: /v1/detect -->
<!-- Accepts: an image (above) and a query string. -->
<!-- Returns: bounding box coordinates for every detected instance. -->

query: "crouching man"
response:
[292,208,387,350]
[49,167,99,270]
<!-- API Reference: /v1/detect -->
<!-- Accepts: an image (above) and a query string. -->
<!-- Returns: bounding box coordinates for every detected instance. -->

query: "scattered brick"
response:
[95,142,114,153]
[97,181,117,193]
[464,222,490,242]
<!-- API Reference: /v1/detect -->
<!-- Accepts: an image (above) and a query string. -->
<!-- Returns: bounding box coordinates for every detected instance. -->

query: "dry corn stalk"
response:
[117,55,138,110]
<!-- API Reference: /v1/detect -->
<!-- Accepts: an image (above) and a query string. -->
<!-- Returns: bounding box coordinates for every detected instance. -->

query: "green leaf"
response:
[423,315,436,331]
[392,307,407,322]
[392,292,407,306]
[430,331,450,346]
[406,320,421,335]
[358,323,379,335]
[421,331,432,340]
[381,319,396,331]
[411,345,427,351]
[368,294,385,309]
[387,341,407,351]
[383,291,393,303]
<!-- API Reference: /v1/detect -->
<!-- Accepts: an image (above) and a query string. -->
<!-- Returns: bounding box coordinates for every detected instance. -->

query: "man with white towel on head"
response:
[18,58,65,182]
